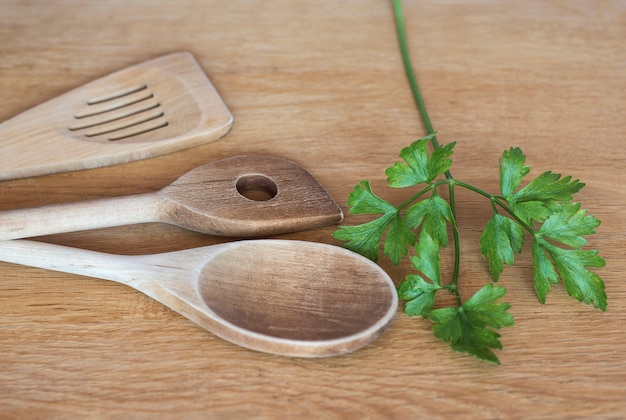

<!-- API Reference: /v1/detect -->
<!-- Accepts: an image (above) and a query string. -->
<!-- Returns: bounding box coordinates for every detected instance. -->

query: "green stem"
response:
[392,0,460,303]
[391,0,447,164]
[400,179,536,235]
[493,199,536,236]
[447,179,537,235]
[449,179,492,198]
[396,184,435,211]
[448,183,462,305]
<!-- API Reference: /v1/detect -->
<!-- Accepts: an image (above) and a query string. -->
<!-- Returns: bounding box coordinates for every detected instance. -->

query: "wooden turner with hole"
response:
[0,155,343,239]
[0,52,233,181]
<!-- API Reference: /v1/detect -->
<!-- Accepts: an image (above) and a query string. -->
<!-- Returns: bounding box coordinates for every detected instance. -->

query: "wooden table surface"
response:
[1,0,624,417]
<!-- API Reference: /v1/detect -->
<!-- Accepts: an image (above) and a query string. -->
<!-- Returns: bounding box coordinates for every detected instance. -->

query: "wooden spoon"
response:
[0,52,233,181]
[0,155,343,239]
[0,239,398,357]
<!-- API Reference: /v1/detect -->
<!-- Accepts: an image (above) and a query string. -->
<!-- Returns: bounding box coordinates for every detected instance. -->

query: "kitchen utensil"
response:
[0,52,233,181]
[0,239,397,357]
[0,155,343,239]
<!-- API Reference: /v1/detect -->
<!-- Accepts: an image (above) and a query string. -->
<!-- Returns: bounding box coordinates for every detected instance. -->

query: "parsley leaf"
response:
[332,181,397,262]
[332,180,416,264]
[537,202,600,248]
[405,193,455,247]
[500,147,530,197]
[410,230,441,284]
[385,136,455,188]
[333,216,393,262]
[532,203,606,309]
[397,274,442,318]
[531,241,560,303]
[345,180,397,215]
[384,213,416,264]
[397,231,444,317]
[479,214,525,281]
[499,148,585,225]
[430,284,514,364]
[514,171,584,204]
[534,242,606,310]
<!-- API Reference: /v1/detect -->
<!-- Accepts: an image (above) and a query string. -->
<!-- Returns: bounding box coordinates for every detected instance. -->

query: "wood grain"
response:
[1,0,625,417]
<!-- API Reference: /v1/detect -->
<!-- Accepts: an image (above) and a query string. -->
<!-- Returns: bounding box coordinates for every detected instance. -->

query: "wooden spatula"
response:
[0,52,233,181]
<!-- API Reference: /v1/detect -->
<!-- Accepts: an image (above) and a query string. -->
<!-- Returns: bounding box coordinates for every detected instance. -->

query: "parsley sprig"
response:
[332,0,606,364]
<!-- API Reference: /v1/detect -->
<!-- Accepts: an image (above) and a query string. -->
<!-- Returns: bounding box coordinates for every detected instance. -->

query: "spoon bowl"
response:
[0,239,397,357]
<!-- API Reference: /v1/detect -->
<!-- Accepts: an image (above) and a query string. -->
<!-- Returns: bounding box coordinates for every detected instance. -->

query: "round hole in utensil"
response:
[236,174,278,201]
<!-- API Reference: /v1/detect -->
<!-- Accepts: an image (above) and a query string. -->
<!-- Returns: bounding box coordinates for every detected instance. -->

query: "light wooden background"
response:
[1,0,624,417]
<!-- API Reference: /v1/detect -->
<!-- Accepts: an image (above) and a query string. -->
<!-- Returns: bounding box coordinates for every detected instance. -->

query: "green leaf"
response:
[333,215,394,262]
[500,147,530,197]
[405,194,455,247]
[427,141,456,181]
[536,240,607,310]
[397,274,442,318]
[507,171,585,225]
[333,180,399,262]
[514,171,585,203]
[333,180,429,265]
[385,139,429,188]
[385,136,455,188]
[479,214,525,281]
[383,213,416,265]
[398,229,443,318]
[499,148,586,226]
[537,203,600,248]
[507,200,555,226]
[431,284,514,364]
[532,240,560,304]
[346,180,397,215]
[410,230,441,284]
[530,203,606,309]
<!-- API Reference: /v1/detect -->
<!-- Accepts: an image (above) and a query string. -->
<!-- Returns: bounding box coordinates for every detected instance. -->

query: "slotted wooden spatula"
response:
[0,52,233,181]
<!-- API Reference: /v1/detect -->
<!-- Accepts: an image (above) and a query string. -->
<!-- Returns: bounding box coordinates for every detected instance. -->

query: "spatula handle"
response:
[0,194,160,240]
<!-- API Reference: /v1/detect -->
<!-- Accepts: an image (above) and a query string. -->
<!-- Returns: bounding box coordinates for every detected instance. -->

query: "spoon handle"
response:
[0,239,221,312]
[0,193,161,240]
[0,238,233,328]
[0,239,146,284]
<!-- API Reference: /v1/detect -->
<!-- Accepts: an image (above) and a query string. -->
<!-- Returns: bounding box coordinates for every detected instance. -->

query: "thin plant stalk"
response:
[391,0,462,301]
